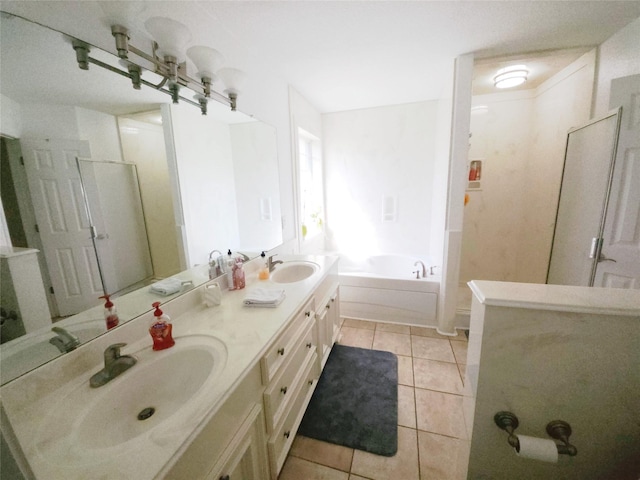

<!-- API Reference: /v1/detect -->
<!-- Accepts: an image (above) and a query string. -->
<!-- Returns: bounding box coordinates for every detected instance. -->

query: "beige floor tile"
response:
[411,336,455,362]
[342,318,377,330]
[376,322,411,334]
[397,355,414,386]
[351,426,419,480]
[278,456,349,480]
[450,340,468,364]
[418,430,468,480]
[372,331,412,356]
[415,388,466,439]
[413,358,464,395]
[339,326,374,349]
[398,385,416,429]
[410,326,450,339]
[348,475,370,480]
[289,435,354,472]
[457,363,466,386]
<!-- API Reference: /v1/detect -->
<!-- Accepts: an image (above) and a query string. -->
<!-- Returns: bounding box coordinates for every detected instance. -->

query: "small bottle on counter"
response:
[99,294,119,330]
[226,249,236,290]
[233,257,246,289]
[149,302,175,351]
[258,251,270,280]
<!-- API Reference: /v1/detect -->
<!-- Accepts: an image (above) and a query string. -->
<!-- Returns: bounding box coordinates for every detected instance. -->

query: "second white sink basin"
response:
[271,261,319,283]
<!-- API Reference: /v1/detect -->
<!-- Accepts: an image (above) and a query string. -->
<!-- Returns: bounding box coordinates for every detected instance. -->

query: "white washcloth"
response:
[149,278,183,296]
[243,288,285,308]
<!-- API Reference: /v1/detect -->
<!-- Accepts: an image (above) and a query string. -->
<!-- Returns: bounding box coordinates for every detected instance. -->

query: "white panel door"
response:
[20,138,103,315]
[594,75,640,289]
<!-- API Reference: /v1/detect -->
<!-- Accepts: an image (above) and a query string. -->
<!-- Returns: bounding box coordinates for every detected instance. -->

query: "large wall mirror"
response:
[0,13,283,384]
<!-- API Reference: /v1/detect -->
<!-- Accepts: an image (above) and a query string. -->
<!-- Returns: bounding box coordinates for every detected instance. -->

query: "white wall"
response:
[0,94,22,138]
[75,107,123,162]
[594,17,640,116]
[323,101,438,261]
[461,50,595,284]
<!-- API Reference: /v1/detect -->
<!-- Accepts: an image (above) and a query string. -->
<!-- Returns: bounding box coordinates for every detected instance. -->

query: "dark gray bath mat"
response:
[298,344,398,456]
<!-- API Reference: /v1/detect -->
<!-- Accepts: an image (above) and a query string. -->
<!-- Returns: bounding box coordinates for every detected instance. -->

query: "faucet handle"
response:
[104,342,127,363]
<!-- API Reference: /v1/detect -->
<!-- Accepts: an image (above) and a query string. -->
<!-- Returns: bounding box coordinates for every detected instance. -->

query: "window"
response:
[297,129,324,241]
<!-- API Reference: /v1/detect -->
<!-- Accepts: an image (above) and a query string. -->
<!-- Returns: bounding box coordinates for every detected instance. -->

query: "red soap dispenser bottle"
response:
[149,302,175,351]
[99,294,119,330]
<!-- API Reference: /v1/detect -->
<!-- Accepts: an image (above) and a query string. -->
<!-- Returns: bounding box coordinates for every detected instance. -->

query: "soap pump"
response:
[258,251,270,280]
[226,249,236,290]
[99,294,119,330]
[149,302,175,350]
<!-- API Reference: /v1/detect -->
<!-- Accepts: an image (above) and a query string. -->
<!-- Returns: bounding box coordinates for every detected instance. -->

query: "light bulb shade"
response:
[187,46,225,80]
[144,17,191,62]
[217,67,246,94]
[494,65,528,89]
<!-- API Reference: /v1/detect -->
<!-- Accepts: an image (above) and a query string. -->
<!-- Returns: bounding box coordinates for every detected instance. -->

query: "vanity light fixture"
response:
[72,16,245,112]
[493,65,528,89]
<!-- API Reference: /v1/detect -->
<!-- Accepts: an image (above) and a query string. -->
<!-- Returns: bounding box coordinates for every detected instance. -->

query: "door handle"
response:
[96,233,109,240]
[598,253,617,263]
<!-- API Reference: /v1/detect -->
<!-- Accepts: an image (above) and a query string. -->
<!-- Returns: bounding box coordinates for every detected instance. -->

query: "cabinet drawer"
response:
[261,298,315,384]
[263,319,316,432]
[267,352,319,478]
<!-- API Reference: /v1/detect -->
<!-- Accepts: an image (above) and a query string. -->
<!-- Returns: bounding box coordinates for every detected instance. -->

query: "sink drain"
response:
[137,407,156,421]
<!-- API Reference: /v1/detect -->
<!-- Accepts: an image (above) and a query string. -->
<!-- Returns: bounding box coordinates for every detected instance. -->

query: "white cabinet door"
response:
[208,404,269,480]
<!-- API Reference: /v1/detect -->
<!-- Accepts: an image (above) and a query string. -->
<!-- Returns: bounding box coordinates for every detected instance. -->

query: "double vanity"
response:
[0,255,341,480]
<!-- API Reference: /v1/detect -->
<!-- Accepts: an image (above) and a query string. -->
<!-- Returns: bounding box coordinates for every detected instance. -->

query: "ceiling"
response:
[1,1,639,114]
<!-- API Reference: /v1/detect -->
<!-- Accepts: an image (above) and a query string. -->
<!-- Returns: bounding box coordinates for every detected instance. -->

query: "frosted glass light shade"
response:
[144,17,191,62]
[494,64,528,89]
[217,68,247,94]
[187,46,225,80]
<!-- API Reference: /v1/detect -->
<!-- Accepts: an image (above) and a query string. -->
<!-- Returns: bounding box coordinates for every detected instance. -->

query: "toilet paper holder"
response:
[494,411,578,457]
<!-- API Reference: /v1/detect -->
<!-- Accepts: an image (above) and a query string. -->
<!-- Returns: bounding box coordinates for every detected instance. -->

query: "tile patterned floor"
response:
[278,318,470,480]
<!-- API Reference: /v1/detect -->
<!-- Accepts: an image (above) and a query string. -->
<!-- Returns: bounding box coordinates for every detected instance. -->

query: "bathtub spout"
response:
[414,261,427,278]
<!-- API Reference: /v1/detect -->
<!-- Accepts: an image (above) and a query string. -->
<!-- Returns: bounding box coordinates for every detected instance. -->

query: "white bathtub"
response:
[338,254,440,327]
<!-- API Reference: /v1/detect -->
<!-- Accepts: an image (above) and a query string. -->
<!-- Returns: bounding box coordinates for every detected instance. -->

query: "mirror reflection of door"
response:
[19,138,103,316]
[78,160,153,295]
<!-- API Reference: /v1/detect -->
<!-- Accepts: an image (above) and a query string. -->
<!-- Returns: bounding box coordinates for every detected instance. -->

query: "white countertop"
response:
[0,254,339,480]
[468,280,640,316]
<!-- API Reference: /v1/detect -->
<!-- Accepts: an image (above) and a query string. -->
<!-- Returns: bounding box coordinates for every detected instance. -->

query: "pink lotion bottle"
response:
[149,302,175,351]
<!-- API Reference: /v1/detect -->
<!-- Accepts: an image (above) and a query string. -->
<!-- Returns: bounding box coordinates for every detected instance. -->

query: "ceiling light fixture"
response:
[493,65,528,89]
[72,16,244,113]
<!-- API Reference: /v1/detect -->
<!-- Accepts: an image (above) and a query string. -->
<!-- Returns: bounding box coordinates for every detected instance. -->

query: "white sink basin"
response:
[270,261,319,283]
[35,335,227,460]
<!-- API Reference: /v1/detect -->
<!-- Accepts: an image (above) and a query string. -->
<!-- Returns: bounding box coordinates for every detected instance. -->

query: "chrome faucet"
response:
[267,254,284,273]
[237,252,251,263]
[414,261,427,279]
[49,326,80,353]
[90,343,137,388]
[208,249,223,277]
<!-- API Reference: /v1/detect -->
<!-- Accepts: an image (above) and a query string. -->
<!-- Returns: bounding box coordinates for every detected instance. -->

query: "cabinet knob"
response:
[220,476,230,480]
[306,342,312,348]
[277,347,285,356]
[305,311,311,317]
[284,431,291,439]
[280,386,288,395]
[308,379,314,386]
[326,304,330,309]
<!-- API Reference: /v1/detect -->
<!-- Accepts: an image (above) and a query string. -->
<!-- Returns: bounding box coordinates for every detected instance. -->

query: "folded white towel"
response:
[243,288,285,308]
[149,278,183,296]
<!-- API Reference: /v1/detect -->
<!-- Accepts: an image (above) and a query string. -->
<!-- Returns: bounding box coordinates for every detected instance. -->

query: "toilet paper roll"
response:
[203,282,222,307]
[515,435,558,463]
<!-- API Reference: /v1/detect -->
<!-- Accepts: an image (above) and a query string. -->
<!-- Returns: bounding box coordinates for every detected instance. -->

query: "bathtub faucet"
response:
[413,261,427,279]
